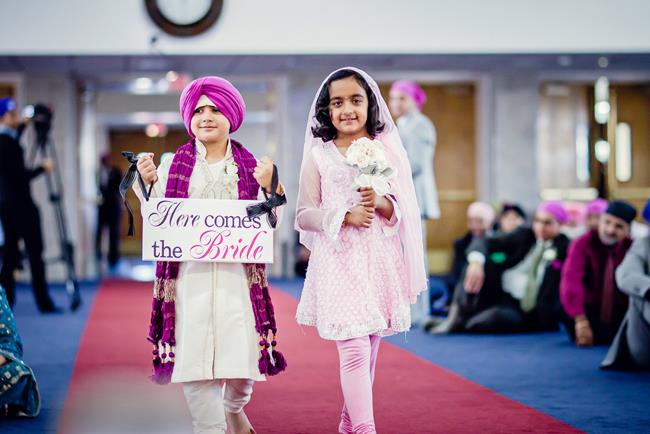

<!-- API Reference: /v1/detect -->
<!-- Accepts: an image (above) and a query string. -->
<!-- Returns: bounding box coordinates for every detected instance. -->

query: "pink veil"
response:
[297,66,428,302]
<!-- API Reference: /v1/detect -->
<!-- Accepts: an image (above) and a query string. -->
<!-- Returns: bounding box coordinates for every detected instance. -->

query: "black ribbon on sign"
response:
[119,151,153,236]
[246,164,286,229]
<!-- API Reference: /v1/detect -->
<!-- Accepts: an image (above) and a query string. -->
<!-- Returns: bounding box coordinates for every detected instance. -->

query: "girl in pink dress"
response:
[295,67,427,433]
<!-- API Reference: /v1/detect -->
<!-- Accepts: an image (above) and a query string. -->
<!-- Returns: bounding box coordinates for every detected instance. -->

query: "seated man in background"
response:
[602,199,650,370]
[561,200,636,346]
[434,201,569,334]
[446,202,496,299]
[0,286,40,418]
[429,202,495,330]
[495,202,526,235]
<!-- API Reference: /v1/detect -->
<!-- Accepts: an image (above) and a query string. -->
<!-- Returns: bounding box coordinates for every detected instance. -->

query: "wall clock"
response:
[145,0,224,37]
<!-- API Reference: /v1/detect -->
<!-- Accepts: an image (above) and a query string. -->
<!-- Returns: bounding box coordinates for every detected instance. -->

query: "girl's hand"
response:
[254,156,275,192]
[137,153,158,185]
[359,187,379,209]
[360,187,394,220]
[344,205,374,229]
[0,354,7,366]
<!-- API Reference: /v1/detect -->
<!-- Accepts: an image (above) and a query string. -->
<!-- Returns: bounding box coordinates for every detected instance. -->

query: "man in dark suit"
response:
[495,202,527,235]
[96,152,123,269]
[446,202,496,299]
[439,201,570,333]
[0,97,58,312]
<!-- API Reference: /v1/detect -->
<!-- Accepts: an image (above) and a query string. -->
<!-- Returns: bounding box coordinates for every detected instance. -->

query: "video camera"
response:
[23,103,53,146]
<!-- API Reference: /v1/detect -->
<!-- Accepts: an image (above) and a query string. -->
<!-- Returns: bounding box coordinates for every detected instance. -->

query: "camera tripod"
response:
[28,104,81,311]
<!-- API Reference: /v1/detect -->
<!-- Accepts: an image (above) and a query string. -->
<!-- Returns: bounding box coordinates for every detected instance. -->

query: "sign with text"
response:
[141,198,273,263]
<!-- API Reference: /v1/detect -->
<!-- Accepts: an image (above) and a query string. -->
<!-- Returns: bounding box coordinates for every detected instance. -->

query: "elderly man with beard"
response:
[560,200,637,347]
[601,199,650,370]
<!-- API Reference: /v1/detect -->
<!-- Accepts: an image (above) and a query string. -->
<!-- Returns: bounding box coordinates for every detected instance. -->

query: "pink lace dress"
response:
[295,141,411,340]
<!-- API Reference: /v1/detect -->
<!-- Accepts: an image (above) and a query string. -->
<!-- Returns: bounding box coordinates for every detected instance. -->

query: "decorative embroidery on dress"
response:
[295,311,411,340]
[198,157,239,200]
[323,207,350,244]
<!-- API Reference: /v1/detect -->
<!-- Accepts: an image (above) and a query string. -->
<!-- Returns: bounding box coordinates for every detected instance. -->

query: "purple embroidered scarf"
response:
[148,139,286,384]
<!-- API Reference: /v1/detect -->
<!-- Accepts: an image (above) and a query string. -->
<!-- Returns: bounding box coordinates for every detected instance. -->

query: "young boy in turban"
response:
[135,76,287,434]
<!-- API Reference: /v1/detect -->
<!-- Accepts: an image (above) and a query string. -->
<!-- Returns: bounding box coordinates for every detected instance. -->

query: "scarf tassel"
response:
[258,341,272,375]
[150,343,175,385]
[257,335,287,376]
[268,349,287,376]
[151,360,174,385]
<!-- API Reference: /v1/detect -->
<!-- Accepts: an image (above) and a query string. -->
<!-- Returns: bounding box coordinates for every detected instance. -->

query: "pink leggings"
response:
[336,335,381,434]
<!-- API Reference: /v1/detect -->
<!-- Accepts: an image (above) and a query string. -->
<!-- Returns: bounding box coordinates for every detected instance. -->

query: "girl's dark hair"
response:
[311,69,385,142]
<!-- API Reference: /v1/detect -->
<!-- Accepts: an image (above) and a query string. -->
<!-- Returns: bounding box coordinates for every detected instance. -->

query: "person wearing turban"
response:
[602,198,650,370]
[434,201,570,334]
[561,200,636,347]
[134,76,286,434]
[585,198,608,231]
[389,80,440,327]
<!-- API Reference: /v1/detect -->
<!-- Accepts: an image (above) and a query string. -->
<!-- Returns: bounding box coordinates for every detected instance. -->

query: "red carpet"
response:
[60,279,581,434]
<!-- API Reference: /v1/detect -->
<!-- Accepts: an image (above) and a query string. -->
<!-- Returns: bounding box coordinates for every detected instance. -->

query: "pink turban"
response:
[585,198,608,216]
[390,80,427,110]
[537,201,569,224]
[179,76,246,136]
[564,202,586,225]
[467,202,496,226]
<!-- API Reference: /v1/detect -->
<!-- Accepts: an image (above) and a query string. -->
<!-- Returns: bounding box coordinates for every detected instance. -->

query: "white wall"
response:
[0,0,649,55]
[490,73,541,211]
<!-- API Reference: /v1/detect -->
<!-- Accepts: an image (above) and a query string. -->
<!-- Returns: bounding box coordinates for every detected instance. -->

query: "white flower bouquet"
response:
[344,137,393,196]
